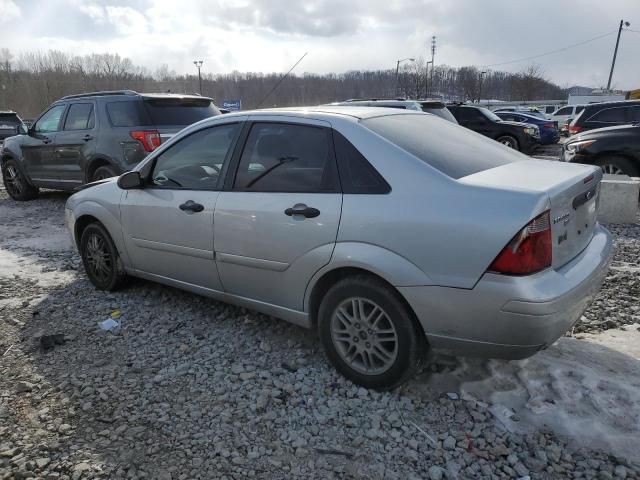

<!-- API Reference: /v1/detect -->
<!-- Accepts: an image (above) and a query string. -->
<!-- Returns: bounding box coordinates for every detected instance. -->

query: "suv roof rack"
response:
[60,90,138,100]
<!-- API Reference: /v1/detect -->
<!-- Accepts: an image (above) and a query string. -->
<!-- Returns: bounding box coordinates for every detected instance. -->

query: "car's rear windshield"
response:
[362,113,521,179]
[0,115,21,126]
[106,98,218,127]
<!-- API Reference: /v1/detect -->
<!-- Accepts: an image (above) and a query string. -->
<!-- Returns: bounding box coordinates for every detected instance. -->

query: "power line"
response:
[483,30,617,68]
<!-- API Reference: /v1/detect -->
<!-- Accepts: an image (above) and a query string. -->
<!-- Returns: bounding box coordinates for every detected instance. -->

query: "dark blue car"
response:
[495,111,560,145]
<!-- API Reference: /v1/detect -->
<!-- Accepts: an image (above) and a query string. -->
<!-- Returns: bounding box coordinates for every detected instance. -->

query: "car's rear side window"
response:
[332,130,390,194]
[107,101,149,127]
[588,107,629,123]
[64,103,94,131]
[362,114,521,179]
[143,98,218,126]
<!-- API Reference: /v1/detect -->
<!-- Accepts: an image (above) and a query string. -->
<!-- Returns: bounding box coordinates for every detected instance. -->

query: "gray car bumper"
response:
[398,224,613,360]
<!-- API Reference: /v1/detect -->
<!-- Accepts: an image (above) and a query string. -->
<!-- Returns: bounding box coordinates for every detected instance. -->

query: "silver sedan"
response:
[65,107,612,390]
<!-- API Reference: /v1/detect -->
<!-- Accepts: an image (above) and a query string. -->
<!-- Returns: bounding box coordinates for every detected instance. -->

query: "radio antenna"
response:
[256,52,308,108]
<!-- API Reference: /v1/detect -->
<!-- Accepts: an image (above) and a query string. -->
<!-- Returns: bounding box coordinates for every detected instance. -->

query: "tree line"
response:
[0,48,567,118]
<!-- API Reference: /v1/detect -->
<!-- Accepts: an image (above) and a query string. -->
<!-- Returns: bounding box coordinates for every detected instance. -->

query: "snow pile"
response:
[427,337,640,464]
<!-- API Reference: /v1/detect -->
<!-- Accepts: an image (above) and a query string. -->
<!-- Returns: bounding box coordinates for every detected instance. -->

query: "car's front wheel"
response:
[80,222,127,291]
[92,165,118,182]
[496,135,520,150]
[596,156,640,177]
[318,275,425,390]
[1,159,39,201]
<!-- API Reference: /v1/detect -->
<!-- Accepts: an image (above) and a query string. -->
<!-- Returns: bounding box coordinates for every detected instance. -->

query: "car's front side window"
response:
[34,105,67,133]
[233,122,337,193]
[150,123,240,190]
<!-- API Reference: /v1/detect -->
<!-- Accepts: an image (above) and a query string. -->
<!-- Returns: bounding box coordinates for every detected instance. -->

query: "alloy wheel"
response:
[600,164,624,175]
[85,233,112,283]
[330,297,398,375]
[4,165,24,196]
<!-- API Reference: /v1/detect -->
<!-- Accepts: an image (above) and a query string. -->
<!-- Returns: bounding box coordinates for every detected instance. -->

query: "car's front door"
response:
[120,121,243,290]
[54,102,97,184]
[22,104,66,181]
[214,118,343,311]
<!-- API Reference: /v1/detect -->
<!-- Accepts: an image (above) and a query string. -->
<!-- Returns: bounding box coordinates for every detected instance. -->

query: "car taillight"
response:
[569,125,582,135]
[488,211,552,275]
[544,122,554,129]
[130,130,161,152]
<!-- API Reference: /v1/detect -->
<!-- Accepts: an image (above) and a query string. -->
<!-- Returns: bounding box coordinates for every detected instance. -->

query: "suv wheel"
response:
[80,223,127,291]
[318,275,425,390]
[92,165,118,182]
[496,135,519,150]
[1,159,39,201]
[596,156,640,177]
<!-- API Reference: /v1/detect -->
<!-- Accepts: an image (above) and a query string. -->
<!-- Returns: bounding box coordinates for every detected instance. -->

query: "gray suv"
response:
[1,90,220,200]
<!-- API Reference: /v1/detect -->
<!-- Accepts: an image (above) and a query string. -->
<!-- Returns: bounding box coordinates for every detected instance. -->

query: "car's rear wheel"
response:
[318,275,425,390]
[496,135,519,150]
[596,156,639,177]
[92,165,118,182]
[1,159,39,201]
[80,223,127,291]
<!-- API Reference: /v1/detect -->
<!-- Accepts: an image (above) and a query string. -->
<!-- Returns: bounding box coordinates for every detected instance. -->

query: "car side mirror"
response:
[18,123,29,135]
[117,171,143,189]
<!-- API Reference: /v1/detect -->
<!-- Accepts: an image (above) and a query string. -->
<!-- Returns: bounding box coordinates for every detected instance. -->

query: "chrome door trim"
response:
[132,237,213,260]
[30,178,83,183]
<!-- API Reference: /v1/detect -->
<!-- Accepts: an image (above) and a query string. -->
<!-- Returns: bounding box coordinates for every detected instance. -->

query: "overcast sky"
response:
[1,0,640,89]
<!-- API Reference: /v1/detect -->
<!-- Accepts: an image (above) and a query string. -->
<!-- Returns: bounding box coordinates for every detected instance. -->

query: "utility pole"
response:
[478,71,487,103]
[428,36,436,96]
[193,60,203,95]
[607,20,630,91]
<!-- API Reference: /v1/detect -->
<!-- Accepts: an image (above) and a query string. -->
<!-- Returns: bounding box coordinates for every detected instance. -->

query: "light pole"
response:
[193,60,203,95]
[425,60,433,98]
[395,58,415,96]
[478,71,487,103]
[607,20,630,91]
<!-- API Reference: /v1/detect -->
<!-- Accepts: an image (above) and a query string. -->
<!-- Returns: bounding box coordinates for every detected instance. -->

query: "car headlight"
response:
[523,125,540,138]
[565,139,595,153]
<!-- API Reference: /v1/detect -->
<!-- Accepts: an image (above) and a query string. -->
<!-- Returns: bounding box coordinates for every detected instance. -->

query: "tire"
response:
[496,135,519,151]
[80,222,127,291]
[1,159,39,201]
[92,165,118,182]
[595,156,640,177]
[318,275,425,390]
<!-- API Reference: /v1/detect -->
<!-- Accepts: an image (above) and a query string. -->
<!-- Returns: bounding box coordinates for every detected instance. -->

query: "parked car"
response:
[562,123,640,177]
[551,104,585,128]
[492,105,551,119]
[1,90,220,200]
[447,105,540,152]
[568,100,640,135]
[0,110,23,145]
[494,111,560,145]
[330,99,458,123]
[65,106,611,390]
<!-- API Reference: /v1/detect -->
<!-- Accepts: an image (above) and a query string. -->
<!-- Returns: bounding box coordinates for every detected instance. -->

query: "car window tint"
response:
[590,107,628,123]
[34,105,66,133]
[234,123,335,192]
[107,101,149,127]
[631,107,640,122]
[450,107,483,122]
[576,106,585,114]
[151,123,240,190]
[555,107,572,116]
[333,130,390,194]
[363,113,522,180]
[143,98,219,126]
[64,103,94,131]
[0,114,21,126]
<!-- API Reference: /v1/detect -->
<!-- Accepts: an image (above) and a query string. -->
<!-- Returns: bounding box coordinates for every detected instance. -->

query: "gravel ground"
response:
[1,188,639,480]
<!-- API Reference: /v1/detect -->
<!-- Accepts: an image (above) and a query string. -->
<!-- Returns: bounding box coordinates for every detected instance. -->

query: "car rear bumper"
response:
[398,224,612,360]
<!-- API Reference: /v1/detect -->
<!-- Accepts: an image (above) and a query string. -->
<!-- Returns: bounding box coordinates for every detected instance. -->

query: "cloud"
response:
[0,0,20,22]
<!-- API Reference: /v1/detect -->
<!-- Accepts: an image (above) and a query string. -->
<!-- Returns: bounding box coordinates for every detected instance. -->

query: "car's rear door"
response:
[54,102,97,184]
[120,120,243,290]
[213,116,342,311]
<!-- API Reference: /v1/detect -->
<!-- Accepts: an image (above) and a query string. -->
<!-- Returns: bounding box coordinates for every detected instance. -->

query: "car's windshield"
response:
[362,113,521,179]
[480,108,502,122]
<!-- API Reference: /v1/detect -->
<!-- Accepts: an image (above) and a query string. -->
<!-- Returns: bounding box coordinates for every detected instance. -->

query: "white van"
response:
[551,105,585,126]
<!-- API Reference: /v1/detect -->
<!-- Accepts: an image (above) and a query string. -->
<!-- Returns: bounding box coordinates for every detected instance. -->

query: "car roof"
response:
[219,105,423,121]
[58,90,212,102]
[583,99,640,109]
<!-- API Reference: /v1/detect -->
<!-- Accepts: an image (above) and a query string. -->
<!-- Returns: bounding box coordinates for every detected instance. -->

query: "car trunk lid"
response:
[459,160,601,270]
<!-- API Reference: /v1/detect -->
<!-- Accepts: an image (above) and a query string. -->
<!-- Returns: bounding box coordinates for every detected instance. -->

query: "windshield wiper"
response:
[246,156,299,188]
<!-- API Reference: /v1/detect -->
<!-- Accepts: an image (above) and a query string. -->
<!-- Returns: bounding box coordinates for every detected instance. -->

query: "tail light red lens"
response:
[130,130,161,152]
[544,122,554,129]
[488,211,552,275]
[569,125,582,135]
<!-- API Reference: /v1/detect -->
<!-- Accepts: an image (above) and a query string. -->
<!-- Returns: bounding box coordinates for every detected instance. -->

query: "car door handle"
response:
[42,137,51,144]
[82,134,94,141]
[284,204,320,218]
[179,200,205,213]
